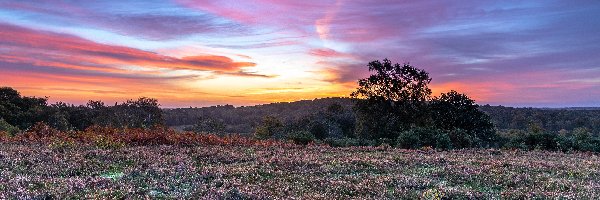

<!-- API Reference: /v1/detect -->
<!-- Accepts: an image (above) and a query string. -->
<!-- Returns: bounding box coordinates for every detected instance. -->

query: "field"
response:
[1,143,600,199]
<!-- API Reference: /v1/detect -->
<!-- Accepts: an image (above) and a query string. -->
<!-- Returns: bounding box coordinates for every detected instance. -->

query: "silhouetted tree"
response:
[351,59,432,140]
[430,90,495,147]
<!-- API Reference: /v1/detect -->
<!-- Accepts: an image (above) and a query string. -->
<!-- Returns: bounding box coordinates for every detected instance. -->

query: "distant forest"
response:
[164,97,600,135]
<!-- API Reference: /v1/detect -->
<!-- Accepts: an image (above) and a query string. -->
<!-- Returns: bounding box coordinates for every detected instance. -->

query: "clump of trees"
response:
[0,87,164,133]
[350,59,495,149]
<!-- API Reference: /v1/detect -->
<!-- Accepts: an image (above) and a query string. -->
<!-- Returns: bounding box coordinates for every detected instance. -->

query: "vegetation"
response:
[1,59,600,199]
[2,59,600,152]
[183,116,226,134]
[1,143,599,199]
[0,87,164,131]
[351,59,494,148]
[351,60,433,140]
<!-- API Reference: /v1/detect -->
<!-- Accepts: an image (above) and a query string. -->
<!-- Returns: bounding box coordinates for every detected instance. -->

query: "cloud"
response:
[309,48,352,58]
[0,1,246,40]
[0,22,277,106]
[0,23,260,75]
[2,1,600,107]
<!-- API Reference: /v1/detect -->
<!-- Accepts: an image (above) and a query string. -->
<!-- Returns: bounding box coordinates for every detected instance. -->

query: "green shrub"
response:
[499,129,559,151]
[0,118,20,136]
[447,129,476,148]
[287,131,316,145]
[396,127,452,149]
[93,135,125,149]
[254,116,283,140]
[556,128,600,152]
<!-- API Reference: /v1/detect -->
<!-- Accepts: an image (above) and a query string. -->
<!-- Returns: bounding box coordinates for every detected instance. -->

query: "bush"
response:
[555,128,600,152]
[446,129,476,148]
[396,127,452,149]
[93,135,125,149]
[287,131,316,145]
[254,116,283,140]
[0,118,19,136]
[499,129,558,151]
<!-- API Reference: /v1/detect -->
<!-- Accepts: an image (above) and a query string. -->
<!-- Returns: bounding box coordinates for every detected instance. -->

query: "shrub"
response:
[25,122,61,138]
[254,116,283,140]
[499,129,558,151]
[93,135,125,149]
[396,127,452,149]
[556,128,600,152]
[287,131,316,145]
[0,118,19,136]
[48,139,77,151]
[446,129,476,148]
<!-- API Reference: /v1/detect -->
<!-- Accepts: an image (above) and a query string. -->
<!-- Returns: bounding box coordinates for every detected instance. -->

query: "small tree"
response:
[255,116,283,139]
[430,90,495,147]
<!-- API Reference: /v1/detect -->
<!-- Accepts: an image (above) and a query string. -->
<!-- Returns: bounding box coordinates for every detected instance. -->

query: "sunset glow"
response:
[1,1,599,107]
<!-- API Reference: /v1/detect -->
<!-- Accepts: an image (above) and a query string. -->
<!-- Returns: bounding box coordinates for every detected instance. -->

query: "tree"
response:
[430,90,495,147]
[255,116,283,139]
[0,87,48,129]
[351,59,432,140]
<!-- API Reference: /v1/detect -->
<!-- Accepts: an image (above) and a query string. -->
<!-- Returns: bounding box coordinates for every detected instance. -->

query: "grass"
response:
[1,144,599,199]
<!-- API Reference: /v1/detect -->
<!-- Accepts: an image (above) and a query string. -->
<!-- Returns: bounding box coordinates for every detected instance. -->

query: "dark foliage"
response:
[0,118,19,136]
[430,90,495,147]
[184,116,226,134]
[254,116,284,139]
[480,105,600,134]
[0,87,48,130]
[351,59,432,140]
[350,59,494,149]
[164,97,356,135]
[286,130,316,145]
[0,87,164,131]
[396,127,452,149]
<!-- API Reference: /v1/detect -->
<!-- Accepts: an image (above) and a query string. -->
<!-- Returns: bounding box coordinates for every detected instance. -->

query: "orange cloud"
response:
[0,22,275,107]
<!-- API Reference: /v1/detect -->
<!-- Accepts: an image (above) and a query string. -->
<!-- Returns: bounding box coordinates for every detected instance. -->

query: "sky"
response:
[1,0,599,107]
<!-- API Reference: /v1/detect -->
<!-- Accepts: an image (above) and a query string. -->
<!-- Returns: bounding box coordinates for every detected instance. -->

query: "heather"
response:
[1,141,599,199]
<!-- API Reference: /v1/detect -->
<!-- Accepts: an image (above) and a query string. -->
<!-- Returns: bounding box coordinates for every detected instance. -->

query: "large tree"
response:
[351,59,432,139]
[351,59,495,148]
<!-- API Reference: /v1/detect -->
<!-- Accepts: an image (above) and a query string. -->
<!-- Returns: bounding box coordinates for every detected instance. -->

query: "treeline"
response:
[3,59,600,152]
[0,87,164,135]
[480,105,600,134]
[164,97,355,134]
[165,99,600,136]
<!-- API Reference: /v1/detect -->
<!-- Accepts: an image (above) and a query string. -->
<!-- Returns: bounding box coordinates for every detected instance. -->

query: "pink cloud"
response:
[0,22,257,73]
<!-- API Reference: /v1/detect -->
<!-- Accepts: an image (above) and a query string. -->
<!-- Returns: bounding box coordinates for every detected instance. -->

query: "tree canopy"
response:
[351,59,495,148]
